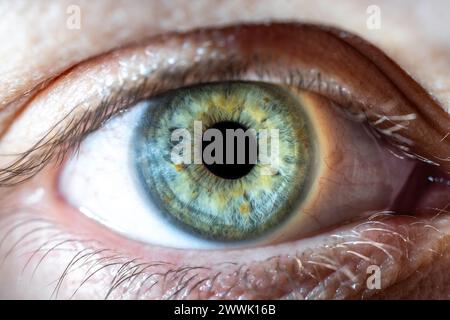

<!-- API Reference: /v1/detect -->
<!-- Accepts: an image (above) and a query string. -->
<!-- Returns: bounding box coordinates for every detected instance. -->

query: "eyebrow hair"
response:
[0,22,448,187]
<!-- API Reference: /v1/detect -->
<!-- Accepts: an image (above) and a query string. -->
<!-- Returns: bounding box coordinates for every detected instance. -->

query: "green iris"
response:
[133,82,316,241]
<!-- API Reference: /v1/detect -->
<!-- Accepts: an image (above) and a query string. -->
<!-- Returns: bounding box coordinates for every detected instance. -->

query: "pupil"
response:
[202,121,257,179]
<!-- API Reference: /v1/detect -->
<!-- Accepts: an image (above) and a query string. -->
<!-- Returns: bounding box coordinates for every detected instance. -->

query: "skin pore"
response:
[0,0,450,299]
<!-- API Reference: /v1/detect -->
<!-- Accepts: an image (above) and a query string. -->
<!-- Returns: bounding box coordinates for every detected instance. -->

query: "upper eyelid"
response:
[0,22,448,187]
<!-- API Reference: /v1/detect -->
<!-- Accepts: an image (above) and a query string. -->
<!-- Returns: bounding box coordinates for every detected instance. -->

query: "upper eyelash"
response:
[0,81,152,186]
[0,65,351,186]
[0,59,306,187]
[0,22,447,187]
[0,55,327,187]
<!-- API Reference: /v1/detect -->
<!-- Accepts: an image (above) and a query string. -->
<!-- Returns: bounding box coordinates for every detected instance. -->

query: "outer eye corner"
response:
[10,22,439,256]
[58,78,418,250]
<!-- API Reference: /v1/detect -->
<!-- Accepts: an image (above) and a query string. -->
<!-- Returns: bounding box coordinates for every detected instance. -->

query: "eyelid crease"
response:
[321,26,450,167]
[0,22,449,187]
[0,78,57,139]
[0,61,97,139]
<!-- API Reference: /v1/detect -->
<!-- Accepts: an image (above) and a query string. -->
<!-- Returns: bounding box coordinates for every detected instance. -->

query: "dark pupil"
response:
[202,121,257,180]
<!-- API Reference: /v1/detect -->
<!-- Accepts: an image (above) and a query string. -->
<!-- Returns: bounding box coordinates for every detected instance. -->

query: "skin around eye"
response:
[0,24,448,187]
[58,82,415,249]
[1,21,450,300]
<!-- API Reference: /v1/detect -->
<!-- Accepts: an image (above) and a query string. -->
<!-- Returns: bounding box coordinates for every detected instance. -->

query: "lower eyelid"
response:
[0,102,439,299]
[2,179,450,300]
[1,128,450,298]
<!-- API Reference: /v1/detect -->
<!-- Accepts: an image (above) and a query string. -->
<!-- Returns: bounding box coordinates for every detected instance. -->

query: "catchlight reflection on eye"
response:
[59,81,413,249]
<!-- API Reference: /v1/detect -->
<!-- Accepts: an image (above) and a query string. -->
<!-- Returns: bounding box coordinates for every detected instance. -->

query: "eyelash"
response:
[0,77,160,186]
[0,66,321,186]
[0,22,446,190]
[0,70,352,187]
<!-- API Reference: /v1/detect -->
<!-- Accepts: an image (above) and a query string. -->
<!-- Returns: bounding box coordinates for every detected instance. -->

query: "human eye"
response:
[0,21,449,300]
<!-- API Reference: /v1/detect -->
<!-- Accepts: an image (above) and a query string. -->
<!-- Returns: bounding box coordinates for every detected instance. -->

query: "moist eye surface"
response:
[133,81,316,241]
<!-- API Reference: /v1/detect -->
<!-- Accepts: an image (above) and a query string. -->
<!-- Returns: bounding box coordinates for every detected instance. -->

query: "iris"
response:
[133,82,316,241]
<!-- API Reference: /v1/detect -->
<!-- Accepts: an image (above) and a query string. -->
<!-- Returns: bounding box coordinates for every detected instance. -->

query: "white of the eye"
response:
[59,101,229,249]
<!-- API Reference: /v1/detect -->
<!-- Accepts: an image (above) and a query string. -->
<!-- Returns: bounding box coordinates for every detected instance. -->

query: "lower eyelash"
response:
[1,198,449,299]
